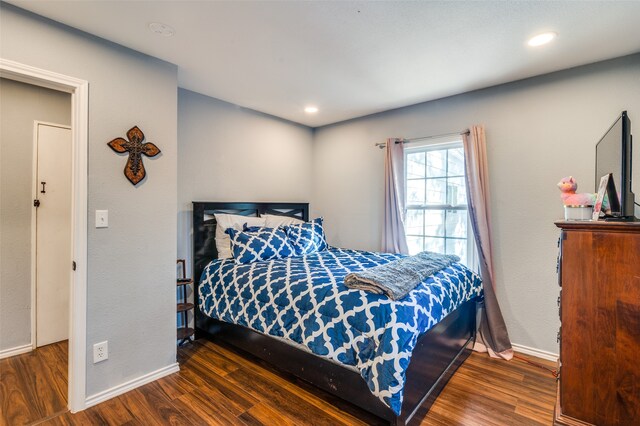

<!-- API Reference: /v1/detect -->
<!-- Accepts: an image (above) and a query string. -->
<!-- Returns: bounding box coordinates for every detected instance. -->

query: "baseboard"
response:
[513,343,558,362]
[0,343,33,360]
[84,362,180,409]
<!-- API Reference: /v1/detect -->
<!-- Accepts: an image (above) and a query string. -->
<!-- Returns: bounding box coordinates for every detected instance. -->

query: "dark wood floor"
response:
[0,341,68,426]
[2,339,557,425]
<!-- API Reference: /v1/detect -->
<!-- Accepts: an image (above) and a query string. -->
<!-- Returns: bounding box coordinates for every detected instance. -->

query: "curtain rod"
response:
[375,129,470,149]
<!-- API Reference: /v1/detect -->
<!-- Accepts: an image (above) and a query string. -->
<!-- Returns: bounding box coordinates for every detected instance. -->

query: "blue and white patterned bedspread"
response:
[199,248,483,414]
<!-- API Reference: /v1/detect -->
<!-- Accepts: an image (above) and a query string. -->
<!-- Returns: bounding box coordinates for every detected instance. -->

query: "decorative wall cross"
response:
[108,126,160,186]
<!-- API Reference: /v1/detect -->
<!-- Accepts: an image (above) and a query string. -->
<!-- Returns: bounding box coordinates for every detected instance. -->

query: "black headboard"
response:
[192,201,309,282]
[192,201,309,334]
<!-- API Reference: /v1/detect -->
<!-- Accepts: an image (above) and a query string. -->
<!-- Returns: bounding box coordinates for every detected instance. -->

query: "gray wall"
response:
[1,4,178,396]
[177,89,314,276]
[312,54,640,354]
[0,78,71,351]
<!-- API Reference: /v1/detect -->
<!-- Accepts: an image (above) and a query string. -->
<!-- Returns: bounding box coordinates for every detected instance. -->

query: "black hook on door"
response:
[41,182,46,194]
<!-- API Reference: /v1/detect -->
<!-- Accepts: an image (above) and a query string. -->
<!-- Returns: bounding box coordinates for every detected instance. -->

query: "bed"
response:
[192,201,482,425]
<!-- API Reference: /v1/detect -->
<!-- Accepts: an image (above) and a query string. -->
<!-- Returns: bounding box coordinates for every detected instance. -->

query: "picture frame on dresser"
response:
[593,173,619,220]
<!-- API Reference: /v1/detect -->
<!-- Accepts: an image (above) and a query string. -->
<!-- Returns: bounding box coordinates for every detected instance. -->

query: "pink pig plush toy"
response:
[557,176,597,206]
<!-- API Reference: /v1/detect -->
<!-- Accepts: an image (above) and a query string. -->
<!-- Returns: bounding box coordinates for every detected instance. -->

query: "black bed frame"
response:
[192,201,478,426]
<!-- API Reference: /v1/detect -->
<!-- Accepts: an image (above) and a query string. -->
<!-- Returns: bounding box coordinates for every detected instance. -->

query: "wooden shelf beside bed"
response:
[177,326,195,341]
[177,260,194,346]
[177,302,194,312]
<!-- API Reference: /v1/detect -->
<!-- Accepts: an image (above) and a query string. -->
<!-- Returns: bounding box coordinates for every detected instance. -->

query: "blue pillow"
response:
[226,225,294,264]
[284,218,328,256]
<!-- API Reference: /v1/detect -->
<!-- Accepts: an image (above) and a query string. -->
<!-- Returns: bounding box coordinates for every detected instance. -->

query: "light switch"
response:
[96,210,108,228]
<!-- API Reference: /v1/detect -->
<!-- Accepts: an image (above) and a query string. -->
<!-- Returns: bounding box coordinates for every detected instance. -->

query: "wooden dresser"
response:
[555,221,640,426]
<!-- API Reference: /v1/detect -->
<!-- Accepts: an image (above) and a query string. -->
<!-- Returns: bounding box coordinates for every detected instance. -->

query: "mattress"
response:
[199,247,483,414]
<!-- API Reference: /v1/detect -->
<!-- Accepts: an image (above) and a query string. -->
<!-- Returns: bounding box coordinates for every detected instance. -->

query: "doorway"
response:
[34,122,72,348]
[0,79,73,424]
[0,58,89,413]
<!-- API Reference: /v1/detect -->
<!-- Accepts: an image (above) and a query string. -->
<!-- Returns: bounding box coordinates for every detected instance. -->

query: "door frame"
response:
[1,58,88,413]
[31,121,73,349]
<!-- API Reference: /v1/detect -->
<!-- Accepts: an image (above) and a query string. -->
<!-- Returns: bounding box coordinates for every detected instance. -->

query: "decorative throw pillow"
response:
[261,213,305,228]
[214,213,266,259]
[284,217,328,256]
[226,226,295,264]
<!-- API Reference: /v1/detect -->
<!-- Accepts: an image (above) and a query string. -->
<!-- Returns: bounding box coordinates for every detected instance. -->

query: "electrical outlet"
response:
[93,341,108,363]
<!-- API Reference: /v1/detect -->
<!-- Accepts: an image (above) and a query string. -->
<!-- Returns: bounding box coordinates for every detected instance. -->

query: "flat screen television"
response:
[595,111,636,220]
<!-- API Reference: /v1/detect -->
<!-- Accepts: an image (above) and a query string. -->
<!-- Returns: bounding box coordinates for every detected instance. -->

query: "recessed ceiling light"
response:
[148,22,175,37]
[528,32,557,47]
[304,106,319,114]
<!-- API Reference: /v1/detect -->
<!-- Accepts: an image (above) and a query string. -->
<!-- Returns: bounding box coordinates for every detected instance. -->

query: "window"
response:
[404,137,475,267]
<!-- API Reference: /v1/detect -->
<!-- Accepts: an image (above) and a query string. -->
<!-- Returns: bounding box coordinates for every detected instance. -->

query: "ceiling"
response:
[8,1,640,127]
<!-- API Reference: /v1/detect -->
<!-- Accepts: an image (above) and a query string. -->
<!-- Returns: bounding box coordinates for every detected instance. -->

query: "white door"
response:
[35,123,72,347]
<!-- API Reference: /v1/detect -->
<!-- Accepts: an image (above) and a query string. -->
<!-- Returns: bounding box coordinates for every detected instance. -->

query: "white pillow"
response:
[262,213,305,228]
[214,213,266,259]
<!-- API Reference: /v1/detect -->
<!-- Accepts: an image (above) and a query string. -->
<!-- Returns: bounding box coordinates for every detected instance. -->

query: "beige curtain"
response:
[463,126,513,360]
[382,138,409,254]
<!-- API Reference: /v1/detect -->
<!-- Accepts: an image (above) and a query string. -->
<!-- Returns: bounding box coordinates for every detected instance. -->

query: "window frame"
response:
[403,136,477,269]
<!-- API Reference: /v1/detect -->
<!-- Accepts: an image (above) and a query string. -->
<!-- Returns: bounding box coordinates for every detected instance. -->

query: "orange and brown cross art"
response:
[107,126,160,186]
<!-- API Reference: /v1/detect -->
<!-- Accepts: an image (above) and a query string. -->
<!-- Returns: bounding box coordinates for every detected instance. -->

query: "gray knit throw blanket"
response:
[344,251,460,300]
